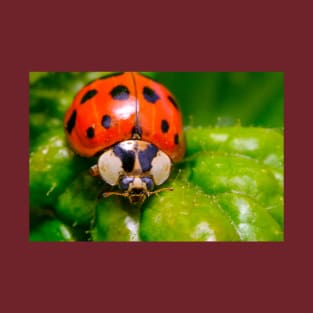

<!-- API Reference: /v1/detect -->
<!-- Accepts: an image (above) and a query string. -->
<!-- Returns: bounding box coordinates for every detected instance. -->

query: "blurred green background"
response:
[155,72,284,128]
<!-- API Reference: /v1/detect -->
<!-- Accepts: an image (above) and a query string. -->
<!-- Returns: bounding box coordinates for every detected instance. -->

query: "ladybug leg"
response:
[89,164,100,177]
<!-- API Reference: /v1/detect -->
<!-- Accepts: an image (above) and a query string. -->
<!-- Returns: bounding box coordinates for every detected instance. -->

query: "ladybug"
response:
[64,72,185,204]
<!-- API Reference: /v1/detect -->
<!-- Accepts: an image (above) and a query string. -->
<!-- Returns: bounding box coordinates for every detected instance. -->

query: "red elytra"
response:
[64,72,185,162]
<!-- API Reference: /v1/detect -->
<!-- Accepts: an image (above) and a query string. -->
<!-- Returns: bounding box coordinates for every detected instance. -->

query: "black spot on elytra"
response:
[138,144,158,172]
[131,125,142,138]
[174,134,179,145]
[161,120,169,133]
[110,85,130,100]
[113,144,135,172]
[66,110,76,134]
[80,89,98,104]
[168,95,179,109]
[143,86,160,104]
[86,127,95,138]
[101,115,111,129]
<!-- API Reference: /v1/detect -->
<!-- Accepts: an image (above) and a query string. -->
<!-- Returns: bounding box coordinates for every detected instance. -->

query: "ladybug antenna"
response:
[103,187,174,200]
[102,191,129,198]
[148,187,174,197]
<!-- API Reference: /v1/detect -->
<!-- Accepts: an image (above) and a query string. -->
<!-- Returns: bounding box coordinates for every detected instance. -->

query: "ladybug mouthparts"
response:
[102,176,173,204]
[128,188,149,204]
[102,185,174,204]
[119,176,153,204]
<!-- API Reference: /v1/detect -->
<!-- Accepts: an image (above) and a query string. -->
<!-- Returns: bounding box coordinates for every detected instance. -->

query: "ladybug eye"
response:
[119,177,134,191]
[141,177,154,191]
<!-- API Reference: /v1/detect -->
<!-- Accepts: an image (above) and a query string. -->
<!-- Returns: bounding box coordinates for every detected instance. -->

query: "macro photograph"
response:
[29,72,284,242]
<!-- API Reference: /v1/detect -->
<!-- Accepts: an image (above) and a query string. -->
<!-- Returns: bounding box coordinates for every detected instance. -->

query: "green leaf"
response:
[29,129,93,209]
[140,175,241,241]
[55,171,101,228]
[92,198,141,242]
[30,219,76,242]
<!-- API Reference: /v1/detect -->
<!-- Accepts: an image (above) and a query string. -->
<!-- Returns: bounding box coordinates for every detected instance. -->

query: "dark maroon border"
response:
[2,1,311,312]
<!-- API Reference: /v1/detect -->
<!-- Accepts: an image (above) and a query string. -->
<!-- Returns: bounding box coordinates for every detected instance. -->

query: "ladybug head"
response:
[96,140,174,204]
[119,176,153,204]
[103,175,173,204]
